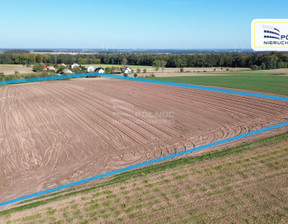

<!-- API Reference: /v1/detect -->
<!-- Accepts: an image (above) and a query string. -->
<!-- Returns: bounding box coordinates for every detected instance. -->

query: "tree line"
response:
[1,52,288,69]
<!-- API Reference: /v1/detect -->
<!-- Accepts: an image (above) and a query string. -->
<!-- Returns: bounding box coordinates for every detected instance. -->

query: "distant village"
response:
[42,63,132,75]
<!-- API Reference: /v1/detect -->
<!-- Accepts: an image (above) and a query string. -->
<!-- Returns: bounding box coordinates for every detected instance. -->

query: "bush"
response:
[180,68,184,72]
[251,65,259,70]
[123,73,128,77]
[261,63,266,70]
[33,63,45,72]
[14,71,19,75]
[105,67,111,73]
[41,71,49,77]
[134,73,138,78]
[143,69,147,73]
[24,73,39,79]
[137,68,141,73]
[0,73,5,81]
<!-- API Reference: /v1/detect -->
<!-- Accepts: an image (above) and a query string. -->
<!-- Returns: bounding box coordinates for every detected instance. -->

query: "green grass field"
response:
[150,71,288,96]
[1,132,287,223]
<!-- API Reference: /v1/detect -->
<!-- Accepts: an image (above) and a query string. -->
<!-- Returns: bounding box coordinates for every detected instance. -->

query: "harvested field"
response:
[146,67,250,73]
[140,72,244,77]
[0,65,33,75]
[0,78,288,204]
[137,67,250,77]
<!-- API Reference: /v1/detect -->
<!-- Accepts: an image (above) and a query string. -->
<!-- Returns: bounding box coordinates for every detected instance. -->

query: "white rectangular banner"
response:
[251,19,288,51]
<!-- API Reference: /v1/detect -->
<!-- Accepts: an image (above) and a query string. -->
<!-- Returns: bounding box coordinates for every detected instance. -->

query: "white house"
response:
[61,69,73,74]
[95,67,105,73]
[86,65,95,73]
[71,63,80,69]
[121,67,132,74]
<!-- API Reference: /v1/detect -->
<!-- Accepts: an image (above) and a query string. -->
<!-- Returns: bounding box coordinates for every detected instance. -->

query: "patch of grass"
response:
[85,203,100,212]
[47,208,57,215]
[73,210,81,216]
[70,204,78,209]
[22,213,42,222]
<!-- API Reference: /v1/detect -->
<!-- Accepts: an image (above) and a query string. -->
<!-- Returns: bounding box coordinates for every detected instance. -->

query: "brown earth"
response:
[0,65,33,75]
[0,78,287,204]
[139,72,237,77]
[1,131,287,223]
[148,67,250,73]
[140,67,250,77]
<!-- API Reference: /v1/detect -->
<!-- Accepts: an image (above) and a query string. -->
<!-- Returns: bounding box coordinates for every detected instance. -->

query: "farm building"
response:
[86,66,95,73]
[95,67,105,73]
[46,65,55,71]
[61,69,73,75]
[71,63,80,69]
[121,67,132,74]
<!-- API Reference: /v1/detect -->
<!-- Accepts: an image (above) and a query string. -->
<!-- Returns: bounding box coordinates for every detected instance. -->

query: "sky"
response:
[0,0,288,49]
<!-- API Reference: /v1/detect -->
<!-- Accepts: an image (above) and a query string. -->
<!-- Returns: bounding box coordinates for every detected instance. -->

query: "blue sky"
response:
[0,0,288,49]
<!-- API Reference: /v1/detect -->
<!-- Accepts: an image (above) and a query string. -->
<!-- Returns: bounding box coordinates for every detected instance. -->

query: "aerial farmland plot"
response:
[0,77,287,209]
[2,0,288,222]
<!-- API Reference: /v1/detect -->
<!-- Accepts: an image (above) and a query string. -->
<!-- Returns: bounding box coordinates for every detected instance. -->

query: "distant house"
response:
[86,65,95,73]
[61,69,73,74]
[60,63,67,67]
[46,65,55,71]
[121,67,132,74]
[95,67,105,73]
[71,63,80,69]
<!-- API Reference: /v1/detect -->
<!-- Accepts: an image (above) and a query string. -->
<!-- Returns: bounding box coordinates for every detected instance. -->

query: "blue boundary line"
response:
[0,72,288,207]
[0,73,288,101]
[0,121,288,207]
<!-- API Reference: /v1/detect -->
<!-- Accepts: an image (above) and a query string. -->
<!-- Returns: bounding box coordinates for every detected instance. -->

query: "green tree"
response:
[32,63,45,72]
[160,60,167,71]
[261,63,266,70]
[153,60,161,71]
[58,65,66,72]
[153,60,166,71]
[122,57,127,65]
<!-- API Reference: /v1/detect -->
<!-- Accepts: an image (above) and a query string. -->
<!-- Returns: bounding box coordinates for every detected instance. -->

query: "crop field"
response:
[86,64,152,70]
[0,78,288,208]
[0,131,287,223]
[0,65,33,75]
[151,71,288,96]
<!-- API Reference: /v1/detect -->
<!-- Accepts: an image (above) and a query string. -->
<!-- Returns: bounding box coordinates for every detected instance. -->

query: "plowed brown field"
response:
[0,78,287,203]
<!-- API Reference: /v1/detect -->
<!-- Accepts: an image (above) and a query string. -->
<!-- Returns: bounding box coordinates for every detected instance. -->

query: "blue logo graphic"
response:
[263,25,280,40]
[263,25,288,41]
